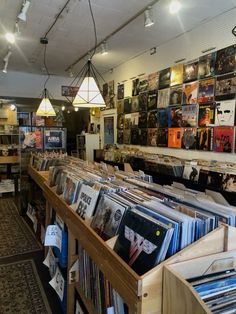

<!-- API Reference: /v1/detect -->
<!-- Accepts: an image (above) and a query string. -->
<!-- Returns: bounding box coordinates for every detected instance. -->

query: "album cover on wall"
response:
[198,78,215,103]
[102,82,109,105]
[124,114,131,129]
[148,72,159,91]
[182,164,201,182]
[123,129,131,144]
[147,128,157,146]
[198,103,215,126]
[169,85,183,106]
[147,110,157,128]
[222,173,236,192]
[117,84,124,100]
[214,100,235,126]
[131,96,139,113]
[157,128,168,147]
[107,80,115,108]
[182,81,198,104]
[182,104,198,127]
[124,98,132,113]
[138,112,148,128]
[168,128,182,148]
[117,130,123,144]
[157,108,168,128]
[140,129,148,146]
[169,106,182,127]
[132,78,140,96]
[215,44,236,75]
[139,76,149,93]
[131,128,140,145]
[213,126,234,153]
[147,92,157,110]
[159,68,171,89]
[181,128,197,150]
[198,52,216,79]
[117,114,124,129]
[131,112,139,127]
[116,99,124,114]
[138,92,148,111]
[215,73,236,100]
[196,127,213,151]
[157,88,170,108]
[183,59,199,83]
[170,64,183,86]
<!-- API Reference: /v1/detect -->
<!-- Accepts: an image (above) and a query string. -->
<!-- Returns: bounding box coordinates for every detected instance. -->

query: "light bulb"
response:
[74,107,78,112]
[169,1,181,14]
[62,105,65,111]
[10,104,16,111]
[5,33,15,44]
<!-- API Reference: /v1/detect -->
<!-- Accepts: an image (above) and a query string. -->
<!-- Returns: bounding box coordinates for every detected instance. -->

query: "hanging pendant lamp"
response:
[36,88,56,116]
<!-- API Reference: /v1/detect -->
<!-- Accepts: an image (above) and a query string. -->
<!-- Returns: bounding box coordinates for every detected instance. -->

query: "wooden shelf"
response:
[0,156,19,164]
[27,165,48,190]
[75,284,96,314]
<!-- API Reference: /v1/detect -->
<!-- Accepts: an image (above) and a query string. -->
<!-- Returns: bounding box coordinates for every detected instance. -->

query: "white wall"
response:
[102,8,236,163]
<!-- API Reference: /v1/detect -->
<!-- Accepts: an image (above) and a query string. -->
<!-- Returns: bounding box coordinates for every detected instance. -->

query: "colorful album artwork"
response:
[198,103,215,127]
[132,78,140,96]
[215,73,236,100]
[147,92,158,110]
[215,45,236,75]
[169,85,183,106]
[138,112,148,128]
[123,97,132,113]
[170,64,183,86]
[157,108,168,128]
[181,128,197,150]
[182,104,198,127]
[157,88,170,108]
[198,52,216,79]
[117,84,124,100]
[130,112,139,127]
[131,96,139,112]
[198,78,215,103]
[213,126,234,153]
[183,59,199,83]
[148,72,159,91]
[214,100,235,126]
[168,128,182,148]
[124,114,132,129]
[196,127,213,151]
[147,110,157,128]
[157,128,168,147]
[182,81,198,104]
[159,68,171,89]
[139,76,148,93]
[116,99,124,114]
[147,128,157,146]
[169,106,182,127]
[138,92,148,111]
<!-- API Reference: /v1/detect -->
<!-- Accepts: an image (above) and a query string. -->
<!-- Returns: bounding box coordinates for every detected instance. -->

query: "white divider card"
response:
[44,225,62,252]
[49,267,65,301]
[55,213,64,230]
[26,203,36,223]
[75,300,85,314]
[43,247,58,278]
[69,259,79,284]
[41,225,45,244]
[107,307,115,314]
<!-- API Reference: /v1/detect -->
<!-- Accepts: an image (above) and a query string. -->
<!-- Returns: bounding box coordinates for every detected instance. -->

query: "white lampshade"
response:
[36,97,56,116]
[18,0,31,22]
[73,76,106,108]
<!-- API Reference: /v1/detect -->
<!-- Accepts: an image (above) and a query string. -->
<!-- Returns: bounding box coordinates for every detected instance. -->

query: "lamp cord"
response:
[88,0,97,59]
[43,44,50,90]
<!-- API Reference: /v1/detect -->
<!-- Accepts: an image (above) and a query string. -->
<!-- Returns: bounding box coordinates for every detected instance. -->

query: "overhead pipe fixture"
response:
[101,41,108,55]
[18,0,31,22]
[144,7,154,27]
[2,49,12,73]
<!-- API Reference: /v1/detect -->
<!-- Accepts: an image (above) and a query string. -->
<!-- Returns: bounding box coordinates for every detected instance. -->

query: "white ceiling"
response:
[0,0,236,77]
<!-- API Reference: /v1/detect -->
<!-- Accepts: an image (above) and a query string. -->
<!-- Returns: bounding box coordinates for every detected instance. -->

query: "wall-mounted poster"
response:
[44,128,66,150]
[104,116,114,144]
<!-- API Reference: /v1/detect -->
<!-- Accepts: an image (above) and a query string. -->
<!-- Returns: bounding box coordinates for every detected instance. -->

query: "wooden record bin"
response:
[163,226,236,314]
[28,165,236,314]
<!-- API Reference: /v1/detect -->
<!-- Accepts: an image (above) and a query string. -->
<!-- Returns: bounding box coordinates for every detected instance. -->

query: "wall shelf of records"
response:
[109,44,236,156]
[28,154,236,314]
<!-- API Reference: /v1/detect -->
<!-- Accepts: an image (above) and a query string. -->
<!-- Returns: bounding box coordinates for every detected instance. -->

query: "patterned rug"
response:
[0,259,52,314]
[0,198,41,258]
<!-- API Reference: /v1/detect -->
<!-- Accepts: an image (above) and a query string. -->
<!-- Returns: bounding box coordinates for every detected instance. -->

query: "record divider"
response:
[28,165,236,314]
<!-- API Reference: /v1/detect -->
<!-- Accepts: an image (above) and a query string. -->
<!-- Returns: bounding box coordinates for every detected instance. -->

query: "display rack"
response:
[76,133,100,161]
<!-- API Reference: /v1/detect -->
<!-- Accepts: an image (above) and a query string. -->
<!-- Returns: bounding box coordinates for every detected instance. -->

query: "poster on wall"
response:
[104,116,114,144]
[44,129,66,150]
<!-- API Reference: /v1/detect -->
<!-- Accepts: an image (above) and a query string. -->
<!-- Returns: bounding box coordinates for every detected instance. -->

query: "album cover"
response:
[63,175,80,205]
[132,78,140,96]
[169,85,183,106]
[168,128,182,148]
[107,80,115,108]
[196,127,213,151]
[222,173,236,192]
[124,97,132,113]
[147,110,157,128]
[102,82,109,105]
[131,96,139,113]
[124,114,132,129]
[206,171,224,190]
[147,92,158,110]
[139,76,148,93]
[182,81,198,104]
[157,108,168,128]
[181,127,197,149]
[170,64,183,86]
[116,99,124,114]
[140,129,148,146]
[131,128,140,145]
[182,104,198,127]
[213,126,234,153]
[198,103,215,126]
[198,52,216,79]
[123,129,131,144]
[214,100,235,126]
[138,112,148,128]
[157,88,170,108]
[215,73,236,100]
[148,72,159,91]
[117,130,123,144]
[157,128,168,147]
[117,114,124,129]
[159,68,171,89]
[117,84,124,100]
[169,106,182,127]
[147,128,157,146]
[182,164,201,182]
[198,78,215,103]
[130,112,139,127]
[215,44,236,75]
[138,92,148,111]
[76,184,100,220]
[183,59,199,82]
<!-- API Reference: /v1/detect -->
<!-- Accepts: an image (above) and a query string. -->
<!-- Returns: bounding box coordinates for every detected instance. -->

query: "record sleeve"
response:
[131,96,139,113]
[157,88,170,108]
[198,103,215,127]
[182,81,198,104]
[63,175,80,205]
[139,76,148,93]
[131,128,140,145]
[117,84,124,100]
[102,82,109,105]
[159,68,171,89]
[157,108,168,128]
[222,173,236,192]
[170,64,183,86]
[116,99,124,114]
[140,129,148,146]
[206,171,224,190]
[124,114,131,129]
[76,184,100,220]
[156,128,168,147]
[213,126,234,153]
[132,78,140,96]
[198,52,216,79]
[169,106,182,127]
[138,111,148,128]
[117,130,123,144]
[215,44,236,75]
[147,110,157,128]
[214,100,236,126]
[169,85,183,106]
[138,92,148,111]
[147,128,157,146]
[148,72,159,91]
[147,92,158,110]
[168,128,182,148]
[182,104,198,127]
[182,164,201,182]
[123,98,132,113]
[215,73,236,100]
[198,78,215,103]
[123,129,131,145]
[117,114,124,129]
[130,112,139,127]
[196,127,213,151]
[181,127,197,150]
[183,59,199,83]
[107,80,115,109]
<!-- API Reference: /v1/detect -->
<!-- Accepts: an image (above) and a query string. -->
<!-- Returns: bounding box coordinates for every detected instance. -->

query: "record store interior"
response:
[0,0,236,313]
